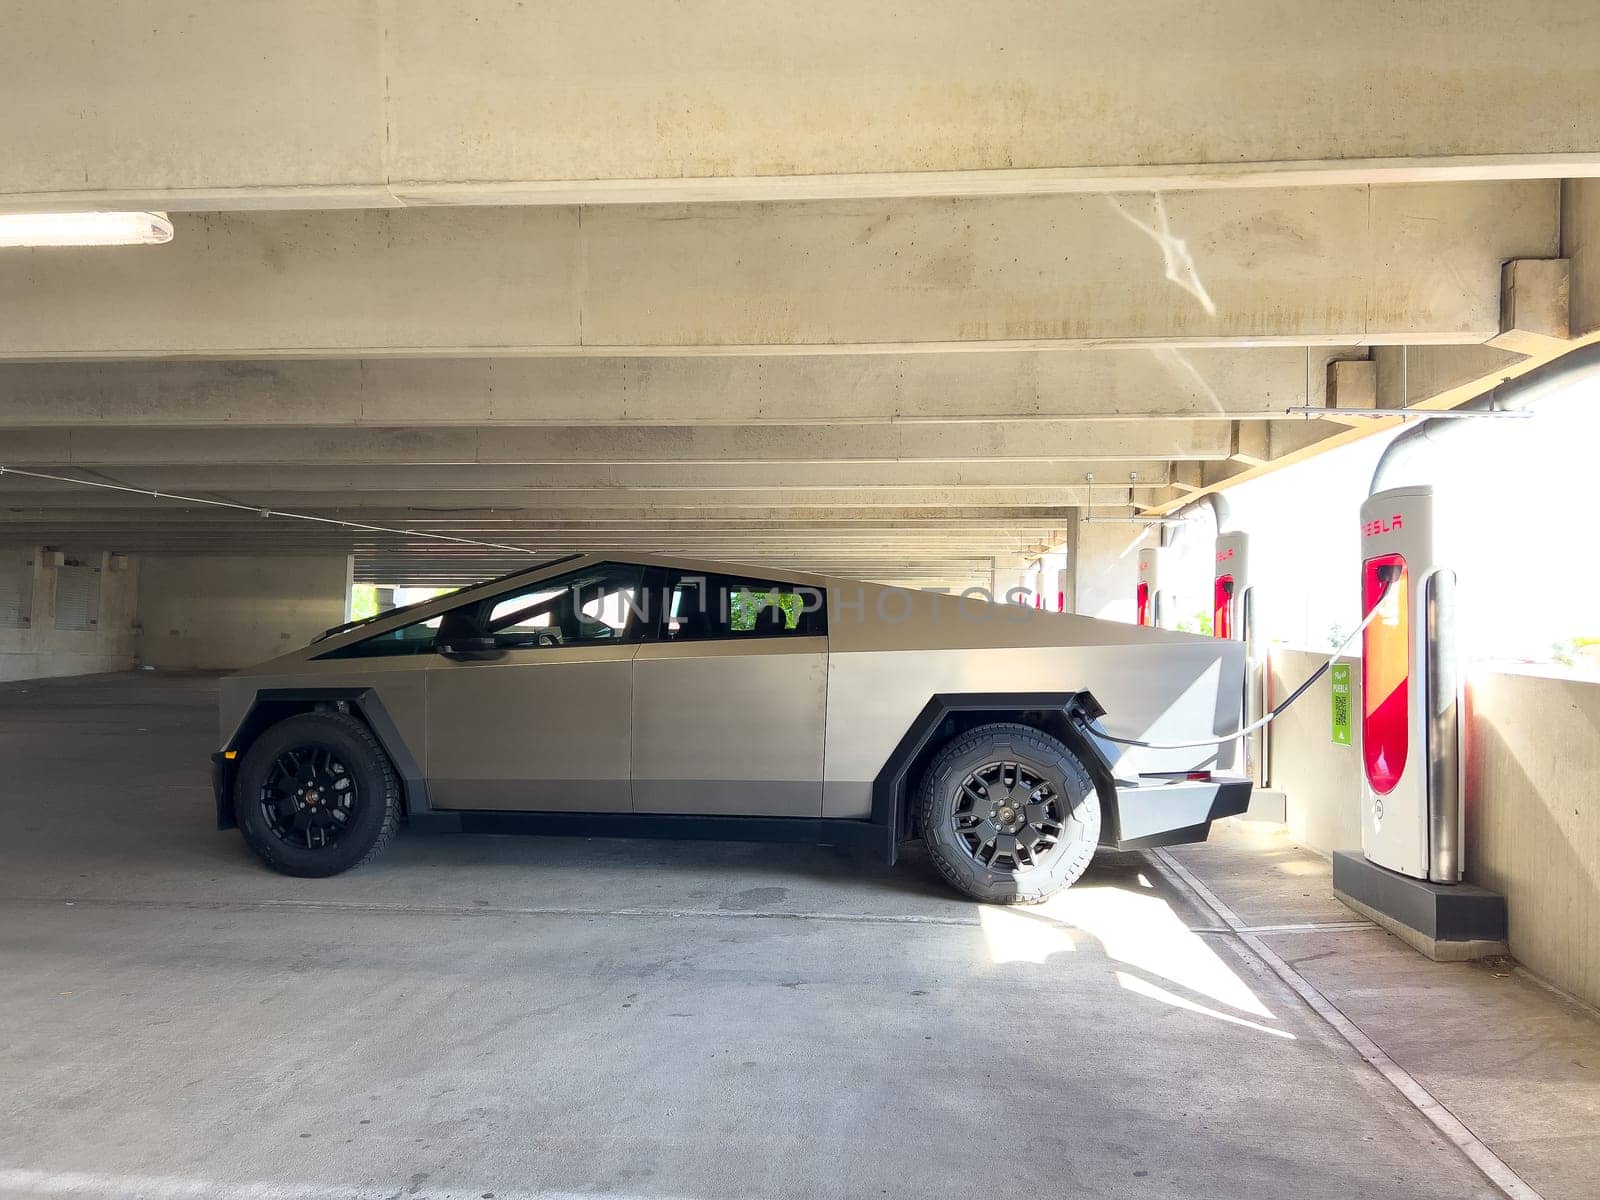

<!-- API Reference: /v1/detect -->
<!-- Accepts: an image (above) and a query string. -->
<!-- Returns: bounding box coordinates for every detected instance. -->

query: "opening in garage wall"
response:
[0,547,138,682]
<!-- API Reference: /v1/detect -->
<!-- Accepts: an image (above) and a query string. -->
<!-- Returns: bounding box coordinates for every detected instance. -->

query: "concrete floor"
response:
[1167,823,1600,1200]
[2,674,1595,1200]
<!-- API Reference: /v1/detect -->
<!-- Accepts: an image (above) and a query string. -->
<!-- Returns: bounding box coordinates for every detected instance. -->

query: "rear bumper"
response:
[1111,774,1252,851]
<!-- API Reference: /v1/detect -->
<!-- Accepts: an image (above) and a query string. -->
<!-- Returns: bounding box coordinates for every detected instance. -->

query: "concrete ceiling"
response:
[2,2,1598,586]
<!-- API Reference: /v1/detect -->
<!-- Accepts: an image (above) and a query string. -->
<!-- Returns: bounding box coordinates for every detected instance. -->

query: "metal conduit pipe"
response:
[1163,489,1229,547]
[1370,341,1600,496]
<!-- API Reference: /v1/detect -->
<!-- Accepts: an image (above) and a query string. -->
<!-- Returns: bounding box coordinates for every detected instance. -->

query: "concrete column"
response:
[341,553,355,623]
[1068,518,1151,623]
[1024,551,1070,613]
[33,547,57,634]
[1563,178,1600,339]
[0,547,42,679]
[96,551,139,666]
[1048,567,1070,614]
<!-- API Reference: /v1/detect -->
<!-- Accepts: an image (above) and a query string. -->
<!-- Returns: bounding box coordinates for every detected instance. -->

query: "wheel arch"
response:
[870,692,1121,860]
[212,687,430,830]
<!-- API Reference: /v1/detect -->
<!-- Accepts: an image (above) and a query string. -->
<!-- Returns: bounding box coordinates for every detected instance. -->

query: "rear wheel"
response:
[234,711,401,877]
[917,722,1100,903]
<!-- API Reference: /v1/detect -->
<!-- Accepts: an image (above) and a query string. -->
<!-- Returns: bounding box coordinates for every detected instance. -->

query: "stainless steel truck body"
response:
[213,553,1251,902]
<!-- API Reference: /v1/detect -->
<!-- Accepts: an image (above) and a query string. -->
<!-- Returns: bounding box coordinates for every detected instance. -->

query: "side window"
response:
[480,562,648,649]
[664,573,826,641]
[320,614,442,659]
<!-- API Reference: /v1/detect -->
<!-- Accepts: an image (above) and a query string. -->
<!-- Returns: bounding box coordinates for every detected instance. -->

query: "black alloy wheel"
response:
[259,744,360,850]
[917,722,1100,903]
[234,710,401,877]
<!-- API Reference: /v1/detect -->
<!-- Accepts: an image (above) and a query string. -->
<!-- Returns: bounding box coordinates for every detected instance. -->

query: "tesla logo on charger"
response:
[1363,514,1404,537]
[1216,548,1233,563]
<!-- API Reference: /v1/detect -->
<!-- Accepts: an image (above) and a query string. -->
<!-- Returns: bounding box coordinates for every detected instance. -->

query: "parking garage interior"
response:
[4,5,1600,1199]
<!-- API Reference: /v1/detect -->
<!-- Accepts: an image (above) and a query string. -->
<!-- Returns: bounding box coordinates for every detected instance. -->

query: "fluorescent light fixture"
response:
[0,210,173,248]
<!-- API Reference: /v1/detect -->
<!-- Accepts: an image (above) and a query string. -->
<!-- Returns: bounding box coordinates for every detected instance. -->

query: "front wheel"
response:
[234,711,401,877]
[917,722,1100,903]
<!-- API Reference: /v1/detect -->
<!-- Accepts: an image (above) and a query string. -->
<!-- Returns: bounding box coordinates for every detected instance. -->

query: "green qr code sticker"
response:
[1330,663,1352,745]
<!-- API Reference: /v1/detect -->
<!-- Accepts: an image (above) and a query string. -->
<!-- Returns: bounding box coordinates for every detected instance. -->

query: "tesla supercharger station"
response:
[1358,485,1464,884]
[1135,545,1169,628]
[1213,531,1267,784]
[1212,532,1248,643]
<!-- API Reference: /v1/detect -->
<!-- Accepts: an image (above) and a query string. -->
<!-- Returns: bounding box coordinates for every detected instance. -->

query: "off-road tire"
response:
[234,710,402,878]
[917,722,1100,904]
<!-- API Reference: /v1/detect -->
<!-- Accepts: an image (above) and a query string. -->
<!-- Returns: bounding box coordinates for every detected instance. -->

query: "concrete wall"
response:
[1268,648,1365,854]
[1465,668,1600,1011]
[1269,647,1600,1009]
[137,555,351,671]
[0,547,140,682]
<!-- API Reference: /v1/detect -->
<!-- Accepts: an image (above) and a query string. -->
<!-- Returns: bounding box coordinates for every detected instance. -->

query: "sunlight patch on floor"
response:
[976,883,1287,1034]
[978,901,1078,963]
[1116,972,1295,1039]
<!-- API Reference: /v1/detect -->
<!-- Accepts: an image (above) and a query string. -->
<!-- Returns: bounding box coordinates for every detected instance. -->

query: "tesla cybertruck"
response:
[212,554,1251,903]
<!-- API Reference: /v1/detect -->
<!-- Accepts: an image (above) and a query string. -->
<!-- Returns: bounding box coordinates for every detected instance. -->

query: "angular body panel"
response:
[820,582,1241,818]
[429,643,637,812]
[633,636,826,816]
[219,655,431,776]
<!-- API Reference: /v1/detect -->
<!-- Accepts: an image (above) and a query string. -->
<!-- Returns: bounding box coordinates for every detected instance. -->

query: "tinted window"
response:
[664,573,826,641]
[319,613,442,659]
[472,561,648,649]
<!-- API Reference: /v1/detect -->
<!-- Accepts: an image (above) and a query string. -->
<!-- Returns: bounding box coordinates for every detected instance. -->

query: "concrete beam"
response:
[0,461,1170,494]
[0,517,1052,578]
[0,486,1136,511]
[0,507,1081,531]
[1206,414,1386,484]
[0,351,1329,426]
[1228,421,1272,467]
[579,186,1552,350]
[1373,343,1529,410]
[1322,357,1379,428]
[0,422,1233,466]
[1490,259,1572,354]
[1142,331,1591,515]
[0,186,1558,358]
[1326,359,1377,412]
[1167,463,1205,494]
[0,539,1049,563]
[0,511,1076,567]
[0,511,1084,565]
[5,2,1599,210]
[1171,333,1566,497]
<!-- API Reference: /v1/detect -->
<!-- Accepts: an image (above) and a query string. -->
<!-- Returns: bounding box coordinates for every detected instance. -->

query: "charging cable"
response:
[1088,574,1396,751]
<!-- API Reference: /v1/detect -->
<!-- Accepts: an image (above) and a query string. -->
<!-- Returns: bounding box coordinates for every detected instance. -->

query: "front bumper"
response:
[1111,773,1252,851]
[211,752,238,830]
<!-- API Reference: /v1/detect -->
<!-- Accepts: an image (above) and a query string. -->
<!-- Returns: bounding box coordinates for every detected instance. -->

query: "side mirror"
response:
[439,636,504,662]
